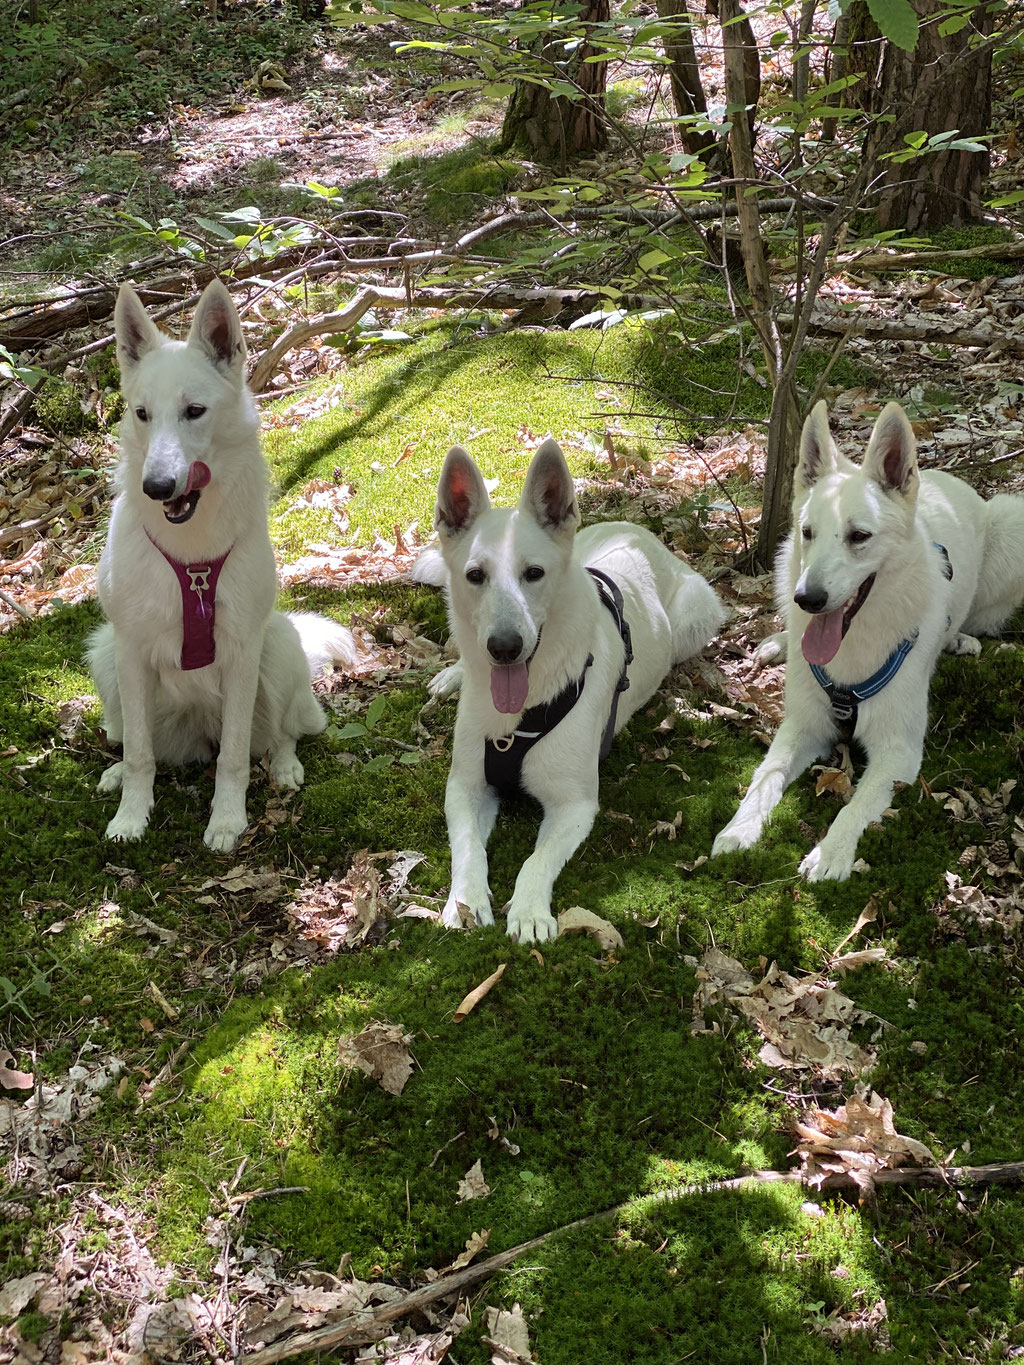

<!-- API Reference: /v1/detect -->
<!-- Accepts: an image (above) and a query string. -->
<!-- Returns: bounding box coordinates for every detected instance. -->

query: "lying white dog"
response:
[89,279,355,851]
[713,399,1024,880]
[429,438,725,942]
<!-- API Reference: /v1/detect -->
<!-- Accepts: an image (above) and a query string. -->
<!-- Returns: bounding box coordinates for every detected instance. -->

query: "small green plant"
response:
[328,694,423,770]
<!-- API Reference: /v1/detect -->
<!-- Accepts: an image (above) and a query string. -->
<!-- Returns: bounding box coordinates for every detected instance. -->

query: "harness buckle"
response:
[829,688,857,724]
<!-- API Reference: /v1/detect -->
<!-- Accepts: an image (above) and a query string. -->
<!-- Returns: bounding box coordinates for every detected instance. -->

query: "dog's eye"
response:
[135,407,148,422]
[465,568,485,585]
[184,404,207,421]
[523,566,545,583]
[801,526,812,541]
[849,529,873,544]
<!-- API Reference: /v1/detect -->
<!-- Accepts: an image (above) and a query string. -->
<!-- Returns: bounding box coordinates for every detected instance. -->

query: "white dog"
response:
[429,438,725,942]
[713,400,1024,881]
[88,280,356,851]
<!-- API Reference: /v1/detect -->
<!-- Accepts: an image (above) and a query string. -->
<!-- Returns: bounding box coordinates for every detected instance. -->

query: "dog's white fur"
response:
[713,400,1024,880]
[88,280,356,851]
[431,439,725,942]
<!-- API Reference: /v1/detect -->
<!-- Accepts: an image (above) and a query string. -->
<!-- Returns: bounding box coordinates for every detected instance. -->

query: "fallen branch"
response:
[243,1158,1024,1364]
[247,284,662,393]
[840,239,1024,273]
[779,309,1024,355]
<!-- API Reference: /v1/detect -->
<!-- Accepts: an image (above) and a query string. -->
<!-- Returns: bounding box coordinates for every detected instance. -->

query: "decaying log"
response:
[779,309,1024,355]
[838,239,1024,273]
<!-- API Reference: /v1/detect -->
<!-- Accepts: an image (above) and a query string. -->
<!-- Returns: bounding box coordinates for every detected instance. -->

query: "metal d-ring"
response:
[492,735,515,752]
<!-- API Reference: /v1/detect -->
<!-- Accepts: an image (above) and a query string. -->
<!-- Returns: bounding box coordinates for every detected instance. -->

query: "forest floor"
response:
[3,4,1024,1364]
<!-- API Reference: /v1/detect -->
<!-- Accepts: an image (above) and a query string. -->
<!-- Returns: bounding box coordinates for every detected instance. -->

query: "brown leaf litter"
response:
[0,1053,124,1190]
[287,848,427,953]
[556,907,624,953]
[338,1021,416,1097]
[456,1159,491,1203]
[795,1088,934,1198]
[689,945,887,1076]
[453,963,507,1023]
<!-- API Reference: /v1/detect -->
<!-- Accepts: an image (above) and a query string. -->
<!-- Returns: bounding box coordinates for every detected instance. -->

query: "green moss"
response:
[35,377,95,436]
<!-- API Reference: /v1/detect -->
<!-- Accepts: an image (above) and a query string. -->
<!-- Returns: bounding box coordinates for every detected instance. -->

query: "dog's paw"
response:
[98,762,124,795]
[203,814,247,854]
[750,631,787,673]
[442,892,494,929]
[799,841,854,882]
[946,632,982,657]
[271,754,304,790]
[105,802,150,842]
[711,821,760,857]
[428,663,463,701]
[505,902,558,944]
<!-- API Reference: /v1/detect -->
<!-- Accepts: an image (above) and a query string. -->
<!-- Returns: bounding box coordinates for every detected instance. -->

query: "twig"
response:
[0,587,32,620]
[242,1159,1024,1364]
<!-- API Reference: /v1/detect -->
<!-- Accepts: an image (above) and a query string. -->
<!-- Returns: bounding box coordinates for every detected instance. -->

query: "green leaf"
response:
[334,721,368,739]
[195,216,237,241]
[866,0,919,50]
[366,695,388,730]
[399,751,423,764]
[638,247,671,271]
[363,753,396,772]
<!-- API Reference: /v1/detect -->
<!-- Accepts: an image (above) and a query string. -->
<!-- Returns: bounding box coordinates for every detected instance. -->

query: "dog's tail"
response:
[287,612,360,675]
[969,494,1024,637]
[409,544,447,588]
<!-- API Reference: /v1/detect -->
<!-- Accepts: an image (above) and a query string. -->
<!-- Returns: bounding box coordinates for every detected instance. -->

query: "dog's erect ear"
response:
[795,401,838,493]
[114,284,163,370]
[520,438,579,535]
[435,446,490,537]
[188,279,247,373]
[863,401,919,500]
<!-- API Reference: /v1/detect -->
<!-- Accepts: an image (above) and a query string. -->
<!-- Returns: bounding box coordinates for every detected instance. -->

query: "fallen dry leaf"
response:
[449,1229,490,1272]
[484,1301,534,1363]
[796,1088,934,1197]
[456,1158,490,1203]
[815,1296,890,1349]
[338,1021,415,1096]
[557,907,624,952]
[689,948,883,1075]
[0,1049,33,1092]
[0,1272,48,1317]
[453,963,507,1023]
[813,766,855,803]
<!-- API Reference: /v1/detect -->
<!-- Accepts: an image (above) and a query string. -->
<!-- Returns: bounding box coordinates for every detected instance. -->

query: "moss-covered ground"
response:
[3,320,1024,1363]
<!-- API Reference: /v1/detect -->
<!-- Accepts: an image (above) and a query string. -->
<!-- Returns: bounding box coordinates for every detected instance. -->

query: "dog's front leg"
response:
[105,638,157,841]
[204,642,262,853]
[443,772,499,928]
[800,739,921,882]
[712,718,831,857]
[506,798,598,943]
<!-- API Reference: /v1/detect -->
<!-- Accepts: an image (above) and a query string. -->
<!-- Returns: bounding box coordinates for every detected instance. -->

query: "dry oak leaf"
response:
[449,1228,491,1272]
[557,907,624,952]
[484,1301,535,1363]
[456,1158,491,1202]
[338,1021,415,1096]
[796,1088,934,1198]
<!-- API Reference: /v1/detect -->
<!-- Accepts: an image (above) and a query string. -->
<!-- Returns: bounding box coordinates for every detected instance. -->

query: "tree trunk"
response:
[655,0,718,163]
[843,1,882,113]
[868,0,993,230]
[496,0,610,166]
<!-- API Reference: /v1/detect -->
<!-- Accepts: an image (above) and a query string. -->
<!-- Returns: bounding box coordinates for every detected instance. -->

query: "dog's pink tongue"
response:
[185,461,211,495]
[491,663,530,714]
[801,608,846,665]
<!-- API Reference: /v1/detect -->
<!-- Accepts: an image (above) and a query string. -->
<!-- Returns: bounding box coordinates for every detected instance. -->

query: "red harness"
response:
[146,531,232,670]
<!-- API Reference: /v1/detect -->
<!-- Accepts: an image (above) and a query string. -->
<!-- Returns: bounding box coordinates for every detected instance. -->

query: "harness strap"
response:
[808,540,951,741]
[146,530,232,671]
[483,567,633,796]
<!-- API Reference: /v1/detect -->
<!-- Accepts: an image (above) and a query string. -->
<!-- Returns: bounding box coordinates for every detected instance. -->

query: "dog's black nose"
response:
[487,632,523,664]
[794,586,829,614]
[143,475,178,502]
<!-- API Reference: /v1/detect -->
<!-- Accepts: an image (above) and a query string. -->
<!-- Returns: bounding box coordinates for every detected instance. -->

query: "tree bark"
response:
[496,0,610,166]
[655,0,718,162]
[868,0,993,230]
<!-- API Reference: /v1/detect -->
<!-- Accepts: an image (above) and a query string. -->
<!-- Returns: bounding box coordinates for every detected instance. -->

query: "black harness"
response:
[484,568,634,797]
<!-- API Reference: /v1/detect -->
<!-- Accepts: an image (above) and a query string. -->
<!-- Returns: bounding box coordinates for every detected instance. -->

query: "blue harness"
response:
[809,542,953,742]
